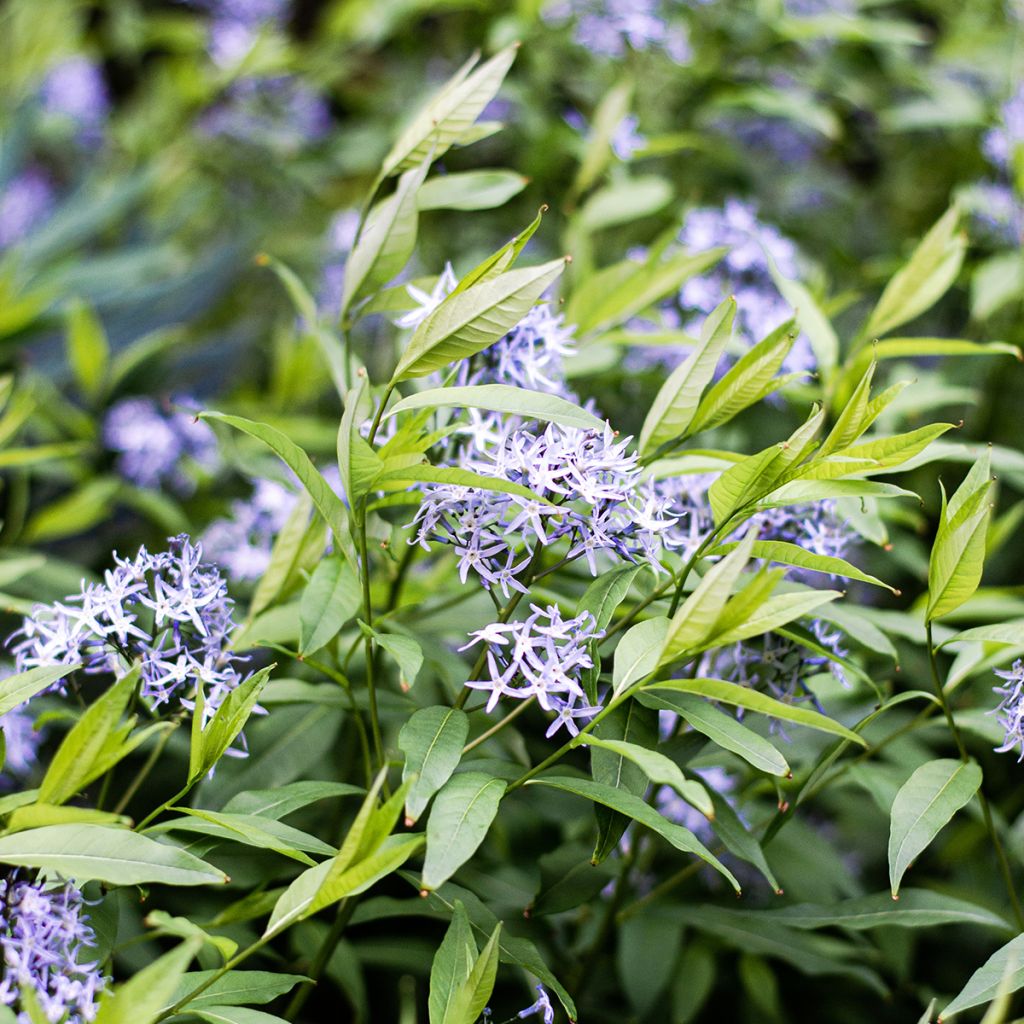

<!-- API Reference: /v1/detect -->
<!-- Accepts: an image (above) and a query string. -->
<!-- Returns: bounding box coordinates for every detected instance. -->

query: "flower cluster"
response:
[677,200,814,373]
[0,877,104,1023]
[460,605,604,737]
[413,422,678,589]
[993,659,1024,759]
[103,396,219,494]
[9,536,248,724]
[969,85,1024,245]
[0,706,42,788]
[545,0,691,63]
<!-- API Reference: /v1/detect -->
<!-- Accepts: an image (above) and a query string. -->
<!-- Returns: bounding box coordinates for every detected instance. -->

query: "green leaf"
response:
[222,781,363,819]
[688,319,798,435]
[399,707,469,824]
[766,890,1011,932]
[452,207,547,296]
[248,491,314,620]
[65,299,109,402]
[764,255,838,373]
[422,772,506,891]
[448,922,502,1024]
[385,384,604,431]
[577,564,651,630]
[644,678,865,745]
[0,824,227,886]
[381,45,518,177]
[429,900,478,1024]
[342,159,429,315]
[360,624,423,689]
[578,177,673,231]
[0,663,80,716]
[864,205,966,339]
[165,971,307,1012]
[193,1010,290,1024]
[613,617,669,696]
[942,933,1024,1019]
[391,259,567,381]
[888,758,982,897]
[527,776,739,891]
[636,689,789,776]
[337,375,382,509]
[201,412,354,571]
[417,170,528,212]
[638,297,735,455]
[567,249,725,336]
[581,735,713,818]
[299,557,360,656]
[573,79,632,197]
[940,620,1024,649]
[374,463,554,506]
[708,588,842,647]
[189,666,272,784]
[93,938,202,1024]
[38,667,139,805]
[707,790,781,892]
[144,909,238,960]
[660,528,758,664]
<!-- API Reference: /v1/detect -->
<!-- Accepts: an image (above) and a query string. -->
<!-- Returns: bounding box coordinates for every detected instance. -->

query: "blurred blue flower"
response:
[518,984,555,1024]
[0,168,56,250]
[0,876,104,1023]
[103,395,220,494]
[40,57,109,145]
[546,0,691,63]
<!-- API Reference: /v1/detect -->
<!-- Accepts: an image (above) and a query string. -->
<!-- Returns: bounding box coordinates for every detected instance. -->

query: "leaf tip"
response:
[254,252,270,266]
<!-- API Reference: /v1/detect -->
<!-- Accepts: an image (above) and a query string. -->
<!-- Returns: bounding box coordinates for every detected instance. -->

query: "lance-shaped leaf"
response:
[201,412,355,571]
[452,206,547,296]
[189,667,272,784]
[659,528,758,665]
[613,617,670,696]
[248,491,314,621]
[888,757,982,897]
[93,937,202,1024]
[580,735,713,818]
[337,375,382,510]
[708,588,842,647]
[643,678,865,745]
[572,79,632,198]
[527,776,739,891]
[688,319,797,435]
[764,252,839,373]
[391,259,567,381]
[342,160,429,315]
[65,299,109,403]
[637,689,789,776]
[422,772,506,891]
[38,666,140,805]
[820,360,876,457]
[417,169,528,212]
[0,663,79,716]
[447,922,502,1024]
[299,557,360,656]
[399,707,469,824]
[942,933,1024,1019]
[385,384,604,432]
[0,824,227,886]
[927,451,993,622]
[864,205,966,339]
[429,901,478,1024]
[381,45,518,177]
[638,297,734,455]
[373,463,556,506]
[939,619,1024,649]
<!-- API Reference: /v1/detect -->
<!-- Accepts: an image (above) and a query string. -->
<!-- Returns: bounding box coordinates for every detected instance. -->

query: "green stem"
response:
[462,697,536,754]
[284,898,357,1020]
[926,621,1024,930]
[112,725,178,816]
[136,781,194,831]
[358,523,386,775]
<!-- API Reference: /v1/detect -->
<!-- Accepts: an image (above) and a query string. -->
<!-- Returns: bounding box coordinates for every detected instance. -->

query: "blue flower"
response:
[518,984,555,1024]
[9,536,250,729]
[993,659,1024,758]
[0,876,104,1023]
[460,605,604,737]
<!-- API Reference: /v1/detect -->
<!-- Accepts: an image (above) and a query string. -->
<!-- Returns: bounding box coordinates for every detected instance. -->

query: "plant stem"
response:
[135,781,195,831]
[462,697,536,754]
[112,725,178,816]
[284,898,357,1020]
[926,621,1024,930]
[358,523,386,775]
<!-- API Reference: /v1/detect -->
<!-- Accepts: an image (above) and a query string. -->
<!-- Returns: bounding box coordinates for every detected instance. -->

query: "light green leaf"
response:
[360,624,423,689]
[613,617,669,696]
[342,159,429,315]
[940,620,1024,649]
[644,678,865,745]
[93,937,202,1024]
[865,206,966,339]
[223,781,363,819]
[0,824,227,886]
[381,45,518,177]
[448,922,502,1024]
[527,776,739,891]
[417,170,528,212]
[942,934,1024,1019]
[709,589,842,647]
[636,689,789,776]
[422,772,506,891]
[765,255,838,373]
[638,297,734,455]
[299,557,360,656]
[193,1010,289,1024]
[0,663,80,716]
[385,384,604,431]
[374,463,555,506]
[888,758,982,897]
[65,299,109,402]
[391,259,567,381]
[429,900,477,1024]
[579,177,673,231]
[165,971,307,1012]
[573,79,632,197]
[248,491,314,620]
[399,707,470,824]
[337,374,382,509]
